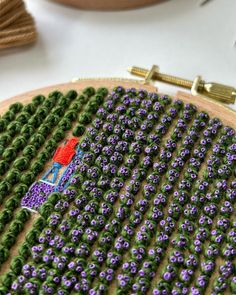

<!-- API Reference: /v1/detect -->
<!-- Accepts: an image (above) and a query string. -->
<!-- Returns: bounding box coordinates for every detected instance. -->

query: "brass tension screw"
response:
[128,65,236,104]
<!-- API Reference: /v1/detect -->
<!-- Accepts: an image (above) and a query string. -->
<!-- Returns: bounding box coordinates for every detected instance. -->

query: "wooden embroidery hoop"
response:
[1,79,236,129]
[50,0,167,10]
[0,79,235,290]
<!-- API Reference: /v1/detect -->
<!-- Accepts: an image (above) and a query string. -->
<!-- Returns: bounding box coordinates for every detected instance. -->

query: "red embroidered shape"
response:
[53,137,79,165]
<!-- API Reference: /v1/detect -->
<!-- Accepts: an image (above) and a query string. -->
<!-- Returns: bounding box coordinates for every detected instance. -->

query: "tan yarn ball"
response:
[0,0,37,49]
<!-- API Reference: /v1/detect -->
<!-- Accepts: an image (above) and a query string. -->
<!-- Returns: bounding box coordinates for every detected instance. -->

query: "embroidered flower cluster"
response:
[0,86,235,295]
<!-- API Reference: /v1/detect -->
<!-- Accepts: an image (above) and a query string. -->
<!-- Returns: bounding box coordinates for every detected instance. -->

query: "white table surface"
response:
[0,0,236,110]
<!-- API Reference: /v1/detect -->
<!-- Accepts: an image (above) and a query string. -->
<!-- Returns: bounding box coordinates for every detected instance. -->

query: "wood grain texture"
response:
[50,0,167,10]
[1,79,235,130]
